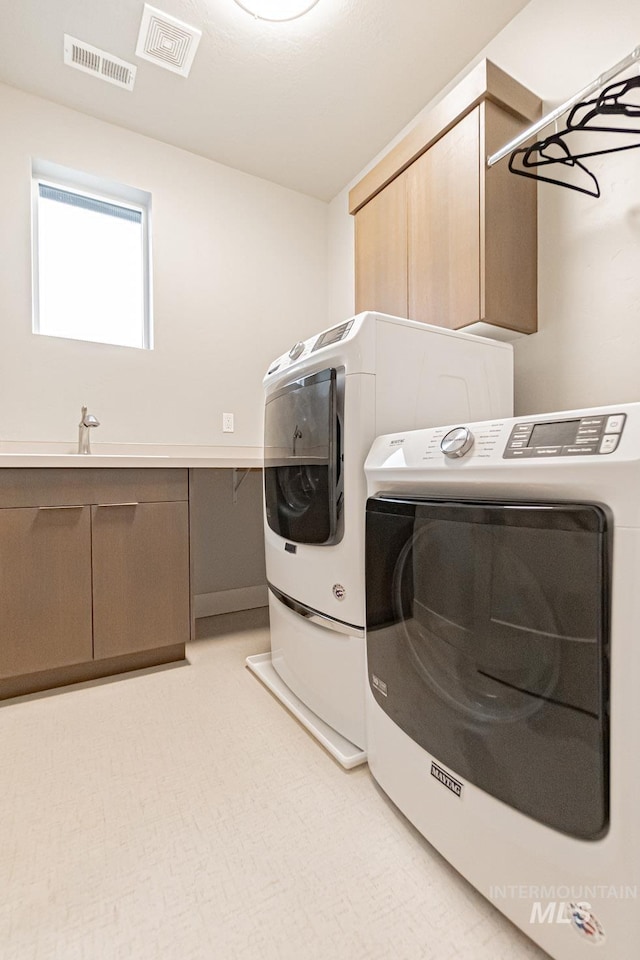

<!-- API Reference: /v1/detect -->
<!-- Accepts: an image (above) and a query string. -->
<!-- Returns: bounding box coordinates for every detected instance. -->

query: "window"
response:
[32,160,152,349]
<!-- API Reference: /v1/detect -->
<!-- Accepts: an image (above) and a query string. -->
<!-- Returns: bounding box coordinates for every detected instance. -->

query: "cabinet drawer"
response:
[0,468,188,508]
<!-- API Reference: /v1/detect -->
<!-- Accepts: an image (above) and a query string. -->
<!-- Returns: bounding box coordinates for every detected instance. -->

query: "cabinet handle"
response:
[96,502,139,508]
[38,505,84,511]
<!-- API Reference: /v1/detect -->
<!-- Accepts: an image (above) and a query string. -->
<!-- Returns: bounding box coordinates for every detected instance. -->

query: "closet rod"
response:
[487,45,640,167]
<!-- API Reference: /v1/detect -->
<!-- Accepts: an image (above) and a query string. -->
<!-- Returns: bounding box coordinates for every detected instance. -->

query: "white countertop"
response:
[0,442,264,469]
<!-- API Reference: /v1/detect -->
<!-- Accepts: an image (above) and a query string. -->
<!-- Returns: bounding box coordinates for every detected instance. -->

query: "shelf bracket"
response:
[487,45,640,167]
[232,468,251,504]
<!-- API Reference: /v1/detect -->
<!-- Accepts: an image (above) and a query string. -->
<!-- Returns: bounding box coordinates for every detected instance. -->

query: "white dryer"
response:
[247,312,513,767]
[364,403,640,959]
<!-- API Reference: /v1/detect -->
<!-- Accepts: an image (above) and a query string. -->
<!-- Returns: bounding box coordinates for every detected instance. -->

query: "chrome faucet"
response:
[78,405,100,455]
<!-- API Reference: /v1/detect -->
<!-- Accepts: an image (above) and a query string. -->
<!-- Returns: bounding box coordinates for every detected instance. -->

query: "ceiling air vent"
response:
[63,35,137,91]
[135,4,202,78]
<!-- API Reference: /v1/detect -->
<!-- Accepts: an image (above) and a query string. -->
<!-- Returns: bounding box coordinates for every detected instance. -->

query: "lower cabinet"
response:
[92,500,190,660]
[0,505,93,677]
[0,468,190,699]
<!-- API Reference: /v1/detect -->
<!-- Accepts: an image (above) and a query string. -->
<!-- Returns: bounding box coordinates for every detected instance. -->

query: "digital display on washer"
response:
[529,419,580,447]
[312,320,353,352]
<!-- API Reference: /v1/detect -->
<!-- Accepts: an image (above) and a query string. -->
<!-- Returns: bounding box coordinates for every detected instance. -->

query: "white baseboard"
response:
[194,585,268,619]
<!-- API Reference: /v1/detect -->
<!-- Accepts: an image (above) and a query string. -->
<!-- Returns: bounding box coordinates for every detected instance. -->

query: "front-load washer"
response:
[247,311,513,767]
[364,403,640,959]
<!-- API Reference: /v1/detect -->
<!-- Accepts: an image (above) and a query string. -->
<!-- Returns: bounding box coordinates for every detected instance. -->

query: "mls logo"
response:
[568,902,606,945]
[530,901,605,945]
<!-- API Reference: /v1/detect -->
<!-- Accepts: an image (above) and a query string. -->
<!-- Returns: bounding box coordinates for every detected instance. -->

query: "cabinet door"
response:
[92,501,190,660]
[408,109,481,329]
[355,171,408,318]
[0,506,92,677]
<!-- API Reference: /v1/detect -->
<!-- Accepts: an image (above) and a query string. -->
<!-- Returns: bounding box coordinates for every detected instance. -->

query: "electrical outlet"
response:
[222,412,234,433]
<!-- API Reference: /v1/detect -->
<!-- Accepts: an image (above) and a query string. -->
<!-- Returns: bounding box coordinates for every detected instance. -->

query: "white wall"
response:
[0,83,328,447]
[327,0,640,417]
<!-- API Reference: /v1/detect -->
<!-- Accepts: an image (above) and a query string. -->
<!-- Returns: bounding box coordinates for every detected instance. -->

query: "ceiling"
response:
[0,0,532,200]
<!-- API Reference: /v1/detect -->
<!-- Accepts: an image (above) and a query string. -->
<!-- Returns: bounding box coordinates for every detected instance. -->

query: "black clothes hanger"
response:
[544,111,640,162]
[554,84,640,162]
[566,94,640,132]
[595,74,640,115]
[508,70,640,197]
[509,139,601,198]
[567,99,638,130]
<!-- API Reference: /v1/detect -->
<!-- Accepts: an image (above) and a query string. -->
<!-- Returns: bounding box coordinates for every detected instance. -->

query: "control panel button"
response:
[600,435,619,454]
[288,341,305,361]
[441,427,474,459]
[605,414,625,434]
[532,446,562,456]
[503,447,534,458]
[563,445,597,455]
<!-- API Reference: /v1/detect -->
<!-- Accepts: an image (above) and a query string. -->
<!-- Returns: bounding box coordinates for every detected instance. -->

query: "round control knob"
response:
[441,426,474,459]
[288,341,305,361]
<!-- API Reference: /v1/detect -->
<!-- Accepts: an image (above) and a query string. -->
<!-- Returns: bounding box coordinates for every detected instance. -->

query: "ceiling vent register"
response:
[135,5,202,78]
[63,35,137,91]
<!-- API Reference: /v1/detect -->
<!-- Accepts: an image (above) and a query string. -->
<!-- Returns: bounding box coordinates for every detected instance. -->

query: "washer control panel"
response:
[265,319,355,378]
[311,318,354,352]
[503,413,626,458]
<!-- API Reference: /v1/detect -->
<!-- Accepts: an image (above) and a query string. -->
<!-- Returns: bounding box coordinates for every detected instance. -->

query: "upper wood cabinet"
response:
[408,109,481,330]
[355,172,408,320]
[350,61,541,337]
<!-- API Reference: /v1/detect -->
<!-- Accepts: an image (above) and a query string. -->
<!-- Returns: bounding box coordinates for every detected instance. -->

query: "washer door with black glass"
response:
[365,496,611,840]
[264,368,343,545]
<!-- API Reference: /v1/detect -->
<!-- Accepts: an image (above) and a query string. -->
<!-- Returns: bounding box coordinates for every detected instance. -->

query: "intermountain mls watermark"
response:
[489,885,638,946]
[490,884,638,904]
